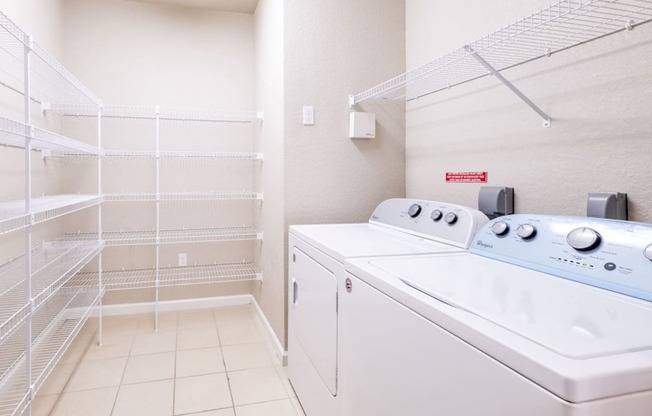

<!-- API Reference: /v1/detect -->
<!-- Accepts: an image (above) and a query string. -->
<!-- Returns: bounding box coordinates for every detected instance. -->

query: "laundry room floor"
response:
[31,305,304,416]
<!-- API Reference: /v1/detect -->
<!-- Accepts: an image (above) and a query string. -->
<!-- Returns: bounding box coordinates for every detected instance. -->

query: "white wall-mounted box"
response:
[349,111,376,139]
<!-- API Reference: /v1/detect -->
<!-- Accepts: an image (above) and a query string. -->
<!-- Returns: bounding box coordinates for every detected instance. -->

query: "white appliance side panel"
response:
[290,247,338,395]
[340,273,571,416]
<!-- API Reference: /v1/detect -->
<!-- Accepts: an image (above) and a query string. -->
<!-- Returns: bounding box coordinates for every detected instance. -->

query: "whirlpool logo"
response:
[476,240,494,249]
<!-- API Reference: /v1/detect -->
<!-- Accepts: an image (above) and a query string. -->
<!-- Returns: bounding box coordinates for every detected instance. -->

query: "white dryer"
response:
[341,214,652,416]
[287,198,489,416]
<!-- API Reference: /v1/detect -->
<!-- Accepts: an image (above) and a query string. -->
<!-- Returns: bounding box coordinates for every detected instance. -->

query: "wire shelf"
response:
[0,117,28,148]
[0,12,101,108]
[46,103,261,123]
[351,0,652,104]
[63,226,262,246]
[103,191,263,202]
[31,286,102,395]
[0,286,101,416]
[0,195,102,236]
[71,262,261,291]
[103,150,263,160]
[0,241,102,345]
[0,116,101,156]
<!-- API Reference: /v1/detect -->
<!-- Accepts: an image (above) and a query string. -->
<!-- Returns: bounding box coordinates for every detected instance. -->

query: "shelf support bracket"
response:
[465,46,551,128]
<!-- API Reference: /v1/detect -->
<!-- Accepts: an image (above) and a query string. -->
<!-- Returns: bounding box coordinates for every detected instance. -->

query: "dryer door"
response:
[291,247,338,395]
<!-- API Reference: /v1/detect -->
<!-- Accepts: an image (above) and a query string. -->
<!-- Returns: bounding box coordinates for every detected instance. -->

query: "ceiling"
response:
[128,0,259,14]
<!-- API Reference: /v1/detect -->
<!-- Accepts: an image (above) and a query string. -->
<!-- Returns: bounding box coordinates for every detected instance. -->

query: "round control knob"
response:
[643,244,652,262]
[444,212,458,225]
[516,224,537,240]
[430,210,443,222]
[566,227,601,252]
[408,204,422,218]
[491,221,510,236]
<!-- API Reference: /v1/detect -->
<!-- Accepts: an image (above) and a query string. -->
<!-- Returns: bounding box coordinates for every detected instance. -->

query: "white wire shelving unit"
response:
[46,103,264,331]
[0,11,103,416]
[349,0,652,127]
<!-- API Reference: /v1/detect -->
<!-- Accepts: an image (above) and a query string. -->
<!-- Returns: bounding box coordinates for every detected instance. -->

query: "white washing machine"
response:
[287,198,489,416]
[341,214,652,415]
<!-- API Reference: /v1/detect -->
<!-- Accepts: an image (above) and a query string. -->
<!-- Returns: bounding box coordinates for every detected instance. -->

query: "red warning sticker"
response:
[445,171,487,183]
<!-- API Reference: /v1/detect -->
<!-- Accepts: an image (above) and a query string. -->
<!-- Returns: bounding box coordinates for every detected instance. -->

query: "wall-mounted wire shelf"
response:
[63,226,262,246]
[0,12,101,108]
[0,195,102,236]
[71,262,262,291]
[0,116,101,155]
[0,116,29,147]
[53,149,263,160]
[103,191,263,202]
[350,0,652,121]
[0,240,103,346]
[30,286,102,395]
[0,285,102,416]
[46,103,262,123]
[102,150,263,160]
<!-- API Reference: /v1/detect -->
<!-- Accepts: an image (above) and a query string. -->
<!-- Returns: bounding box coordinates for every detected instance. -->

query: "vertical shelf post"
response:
[97,106,103,346]
[155,105,160,332]
[23,34,34,415]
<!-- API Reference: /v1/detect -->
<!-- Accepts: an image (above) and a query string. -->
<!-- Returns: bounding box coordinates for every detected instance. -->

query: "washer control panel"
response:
[369,199,490,249]
[471,214,652,301]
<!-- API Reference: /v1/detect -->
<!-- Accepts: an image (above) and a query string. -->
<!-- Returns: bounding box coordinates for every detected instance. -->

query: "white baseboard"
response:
[250,296,288,366]
[83,295,288,365]
[93,295,252,316]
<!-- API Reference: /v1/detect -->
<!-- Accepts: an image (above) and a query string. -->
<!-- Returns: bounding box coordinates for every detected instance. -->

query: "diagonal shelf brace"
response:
[465,46,551,128]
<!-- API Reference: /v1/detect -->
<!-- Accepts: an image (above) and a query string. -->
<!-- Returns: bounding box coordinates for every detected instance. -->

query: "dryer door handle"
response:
[292,279,299,306]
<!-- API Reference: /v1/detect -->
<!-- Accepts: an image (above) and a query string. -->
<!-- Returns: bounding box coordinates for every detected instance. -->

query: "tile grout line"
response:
[172,310,179,416]
[109,317,138,416]
[214,308,238,415]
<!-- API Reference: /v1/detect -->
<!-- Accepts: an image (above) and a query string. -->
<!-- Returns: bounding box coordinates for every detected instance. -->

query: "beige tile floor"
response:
[32,305,306,416]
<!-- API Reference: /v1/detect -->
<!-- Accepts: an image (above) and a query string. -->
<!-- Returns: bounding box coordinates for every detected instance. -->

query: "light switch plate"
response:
[303,106,315,125]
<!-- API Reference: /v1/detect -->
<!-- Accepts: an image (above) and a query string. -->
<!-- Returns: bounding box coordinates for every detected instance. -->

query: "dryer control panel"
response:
[369,199,490,249]
[470,214,652,301]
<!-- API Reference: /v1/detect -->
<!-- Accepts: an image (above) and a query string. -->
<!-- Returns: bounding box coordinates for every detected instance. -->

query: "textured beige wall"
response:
[405,0,652,222]
[284,0,406,227]
[252,0,285,345]
[252,0,406,348]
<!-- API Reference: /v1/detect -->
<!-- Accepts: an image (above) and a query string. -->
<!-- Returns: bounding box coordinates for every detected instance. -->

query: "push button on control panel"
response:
[491,221,509,236]
[430,210,443,222]
[408,204,422,218]
[604,262,617,271]
[567,227,601,252]
[516,224,536,240]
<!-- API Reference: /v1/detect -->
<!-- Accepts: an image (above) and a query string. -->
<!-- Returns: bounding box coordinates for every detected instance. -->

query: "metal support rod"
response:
[155,105,160,332]
[465,46,552,128]
[23,35,33,416]
[97,107,103,347]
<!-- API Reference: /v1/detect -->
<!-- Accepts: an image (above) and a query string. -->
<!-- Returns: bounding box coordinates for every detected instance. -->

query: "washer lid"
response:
[290,223,460,263]
[378,255,652,359]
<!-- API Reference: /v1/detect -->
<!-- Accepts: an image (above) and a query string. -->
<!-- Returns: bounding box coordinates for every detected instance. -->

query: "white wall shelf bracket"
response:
[465,46,551,128]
